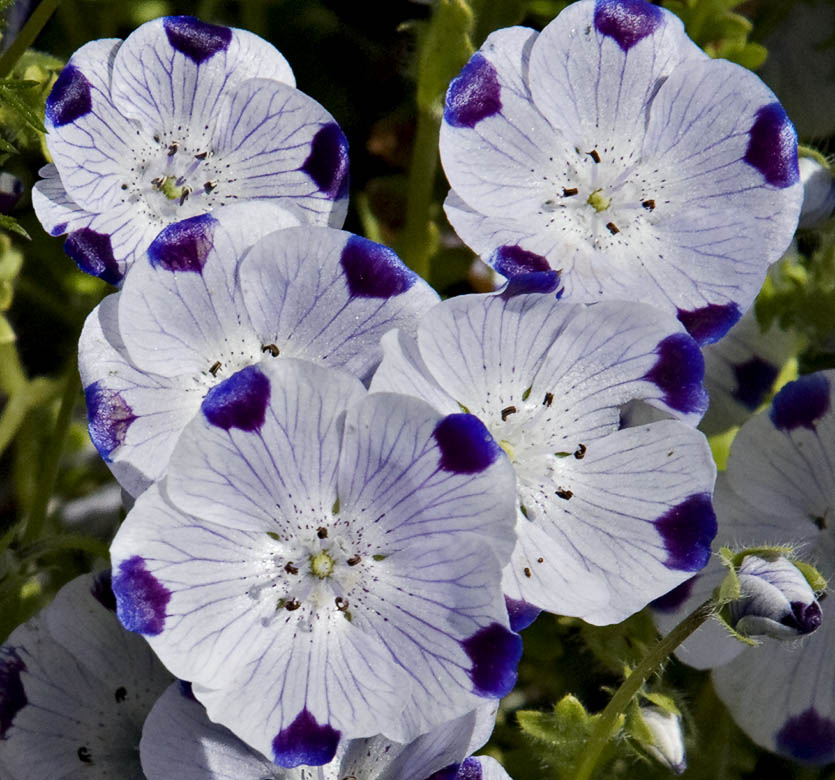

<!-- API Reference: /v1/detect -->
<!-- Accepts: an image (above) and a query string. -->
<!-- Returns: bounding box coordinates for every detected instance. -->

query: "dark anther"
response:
[120,184,128,190]
[151,177,164,189]
[317,526,328,539]
[556,488,573,500]
[284,562,299,575]
[543,392,554,407]
[537,557,544,563]
[179,186,192,206]
[501,405,517,421]
[209,360,222,377]
[153,134,161,143]
[642,199,655,211]
[167,142,179,156]
[114,686,127,703]
[194,151,209,160]
[204,180,217,194]
[574,443,587,459]
[261,343,280,357]
[606,221,619,235]
[285,599,301,611]
[814,515,828,530]
[347,555,361,566]
[523,567,532,578]
[562,187,579,197]
[335,597,349,611]
[587,149,601,163]
[77,746,92,764]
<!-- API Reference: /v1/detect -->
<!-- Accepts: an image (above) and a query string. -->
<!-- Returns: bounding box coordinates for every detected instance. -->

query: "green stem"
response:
[0,376,59,457]
[0,0,63,78]
[0,341,27,396]
[19,531,110,562]
[21,358,79,545]
[572,599,715,780]
[396,103,441,280]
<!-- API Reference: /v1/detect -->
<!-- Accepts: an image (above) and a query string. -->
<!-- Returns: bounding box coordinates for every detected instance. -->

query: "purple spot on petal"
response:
[463,622,522,698]
[45,64,91,126]
[499,271,563,299]
[434,414,501,474]
[163,16,232,64]
[732,356,778,411]
[301,123,350,200]
[51,222,68,236]
[148,213,216,273]
[85,382,136,461]
[505,595,541,632]
[656,494,716,572]
[676,302,741,346]
[780,600,822,635]
[491,245,551,278]
[651,576,696,612]
[776,709,835,765]
[770,373,831,431]
[0,647,27,738]
[340,235,415,298]
[643,333,708,416]
[743,103,799,189]
[202,365,270,432]
[444,53,502,129]
[112,556,170,636]
[64,227,123,285]
[272,709,340,767]
[91,569,117,612]
[425,763,461,780]
[457,758,483,780]
[594,0,663,51]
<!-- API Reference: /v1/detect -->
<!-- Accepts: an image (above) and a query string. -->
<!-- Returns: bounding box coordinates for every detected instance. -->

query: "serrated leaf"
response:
[0,136,17,154]
[0,213,29,239]
[0,81,45,133]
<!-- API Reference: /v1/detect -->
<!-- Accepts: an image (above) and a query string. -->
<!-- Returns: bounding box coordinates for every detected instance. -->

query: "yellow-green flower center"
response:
[587,188,611,212]
[499,439,516,463]
[310,550,335,579]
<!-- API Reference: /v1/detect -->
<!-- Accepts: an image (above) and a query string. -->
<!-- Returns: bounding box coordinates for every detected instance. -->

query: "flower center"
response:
[310,550,335,578]
[587,188,611,213]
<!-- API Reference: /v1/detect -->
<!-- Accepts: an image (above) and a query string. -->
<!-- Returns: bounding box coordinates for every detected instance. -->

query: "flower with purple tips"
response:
[33,15,350,284]
[654,370,835,765]
[0,573,173,780]
[370,287,717,625]
[110,358,519,766]
[78,203,439,496]
[439,0,803,345]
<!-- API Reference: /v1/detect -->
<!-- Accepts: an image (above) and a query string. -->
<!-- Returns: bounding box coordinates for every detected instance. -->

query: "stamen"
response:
[209,361,222,377]
[261,343,280,357]
[543,392,554,407]
[335,596,349,611]
[167,142,179,156]
[285,599,301,611]
[556,488,573,500]
[77,747,92,764]
[284,562,299,575]
[151,177,165,190]
[606,221,619,235]
[523,567,532,578]
[642,199,655,211]
[501,405,517,421]
[562,187,579,197]
[204,180,217,194]
[317,527,328,539]
[347,555,361,566]
[574,443,587,459]
[587,149,601,163]
[194,151,209,160]
[179,186,192,206]
[537,557,544,563]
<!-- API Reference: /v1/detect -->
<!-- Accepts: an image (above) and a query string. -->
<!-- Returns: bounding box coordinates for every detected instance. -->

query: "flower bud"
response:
[728,554,822,640]
[639,706,686,775]
[798,156,835,229]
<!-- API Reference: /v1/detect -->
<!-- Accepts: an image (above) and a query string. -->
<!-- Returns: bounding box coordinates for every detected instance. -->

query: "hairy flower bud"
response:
[639,706,686,775]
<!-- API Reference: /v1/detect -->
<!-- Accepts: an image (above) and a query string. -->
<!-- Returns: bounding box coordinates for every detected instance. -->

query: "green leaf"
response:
[0,79,46,133]
[579,608,658,674]
[0,213,30,240]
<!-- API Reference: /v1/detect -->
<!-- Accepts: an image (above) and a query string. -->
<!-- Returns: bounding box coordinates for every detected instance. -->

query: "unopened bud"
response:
[727,554,822,640]
[639,706,686,775]
[798,156,835,229]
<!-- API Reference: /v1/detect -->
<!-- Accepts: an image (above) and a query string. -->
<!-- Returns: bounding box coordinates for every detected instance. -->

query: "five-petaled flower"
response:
[439,0,803,345]
[33,15,350,284]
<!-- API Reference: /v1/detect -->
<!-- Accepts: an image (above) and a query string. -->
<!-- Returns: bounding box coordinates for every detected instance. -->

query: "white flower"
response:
[78,203,439,497]
[439,0,803,345]
[110,358,520,766]
[654,371,835,765]
[639,706,686,775]
[370,279,717,625]
[33,15,349,284]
